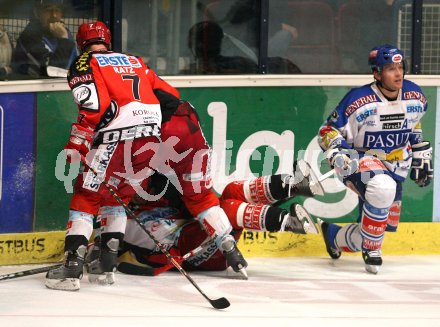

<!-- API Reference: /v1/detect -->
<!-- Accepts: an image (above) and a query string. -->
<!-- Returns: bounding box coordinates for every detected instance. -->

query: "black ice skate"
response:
[45,245,86,291]
[362,250,382,274]
[284,160,325,198]
[317,218,341,259]
[87,238,119,285]
[221,238,248,279]
[281,203,318,234]
[84,236,100,266]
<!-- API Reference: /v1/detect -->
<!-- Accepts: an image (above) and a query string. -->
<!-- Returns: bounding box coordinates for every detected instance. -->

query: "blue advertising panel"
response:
[0,93,35,232]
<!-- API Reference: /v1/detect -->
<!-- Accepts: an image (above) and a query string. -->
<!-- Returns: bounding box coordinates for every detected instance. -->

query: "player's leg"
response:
[86,205,126,284]
[220,192,318,234]
[318,173,396,273]
[359,174,396,273]
[196,205,248,278]
[45,185,100,291]
[220,165,322,207]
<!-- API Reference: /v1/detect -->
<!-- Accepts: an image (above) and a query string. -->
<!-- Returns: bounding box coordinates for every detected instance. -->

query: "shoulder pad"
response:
[70,51,93,75]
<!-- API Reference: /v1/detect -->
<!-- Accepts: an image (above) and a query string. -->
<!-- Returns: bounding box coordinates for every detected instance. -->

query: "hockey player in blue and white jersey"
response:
[317,44,433,274]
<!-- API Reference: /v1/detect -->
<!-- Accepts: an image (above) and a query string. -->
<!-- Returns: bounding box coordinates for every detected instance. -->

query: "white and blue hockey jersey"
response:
[318,80,428,181]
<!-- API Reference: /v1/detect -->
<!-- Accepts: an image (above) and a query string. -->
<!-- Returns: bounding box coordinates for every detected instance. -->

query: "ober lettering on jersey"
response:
[98,124,160,144]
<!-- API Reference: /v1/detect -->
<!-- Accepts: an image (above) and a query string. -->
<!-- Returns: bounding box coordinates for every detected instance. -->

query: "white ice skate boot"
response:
[284,160,325,197]
[281,203,318,234]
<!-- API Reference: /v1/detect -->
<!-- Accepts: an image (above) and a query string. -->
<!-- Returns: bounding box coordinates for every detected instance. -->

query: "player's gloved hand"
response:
[64,123,93,163]
[410,141,433,187]
[327,148,359,178]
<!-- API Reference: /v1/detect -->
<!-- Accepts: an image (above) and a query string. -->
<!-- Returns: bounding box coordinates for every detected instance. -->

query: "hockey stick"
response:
[0,264,63,281]
[81,157,230,309]
[118,244,206,277]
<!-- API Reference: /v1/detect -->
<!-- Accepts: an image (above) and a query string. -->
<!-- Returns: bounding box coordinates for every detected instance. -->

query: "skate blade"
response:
[365,264,380,274]
[228,267,248,280]
[297,160,324,196]
[296,205,319,234]
[45,278,80,291]
[88,272,115,285]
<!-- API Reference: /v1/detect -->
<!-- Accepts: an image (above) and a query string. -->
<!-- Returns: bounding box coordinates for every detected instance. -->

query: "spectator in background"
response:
[201,0,301,73]
[352,0,396,73]
[185,20,300,74]
[0,26,13,80]
[186,20,258,74]
[12,0,77,77]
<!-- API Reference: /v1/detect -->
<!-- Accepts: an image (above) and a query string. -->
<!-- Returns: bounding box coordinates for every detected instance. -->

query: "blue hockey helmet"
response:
[368,44,405,72]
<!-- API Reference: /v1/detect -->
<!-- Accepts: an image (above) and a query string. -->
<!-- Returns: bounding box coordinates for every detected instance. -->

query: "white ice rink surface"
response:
[1,256,439,327]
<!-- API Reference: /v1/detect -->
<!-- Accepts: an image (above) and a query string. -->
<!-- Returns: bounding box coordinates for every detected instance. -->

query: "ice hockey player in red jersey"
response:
[46,21,181,291]
[89,160,323,277]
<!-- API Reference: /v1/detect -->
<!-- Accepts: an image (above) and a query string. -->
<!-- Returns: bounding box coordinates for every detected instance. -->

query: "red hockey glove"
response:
[64,123,93,163]
[410,141,433,187]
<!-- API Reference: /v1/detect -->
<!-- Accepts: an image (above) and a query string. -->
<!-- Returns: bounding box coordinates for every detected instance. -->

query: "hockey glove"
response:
[327,148,359,178]
[410,141,433,187]
[64,123,93,163]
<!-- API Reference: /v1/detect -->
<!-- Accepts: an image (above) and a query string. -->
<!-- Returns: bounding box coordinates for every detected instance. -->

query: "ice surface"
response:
[0,256,439,327]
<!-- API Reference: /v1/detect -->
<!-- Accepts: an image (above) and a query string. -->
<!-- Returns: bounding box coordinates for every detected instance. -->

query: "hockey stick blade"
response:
[209,297,230,310]
[0,264,63,281]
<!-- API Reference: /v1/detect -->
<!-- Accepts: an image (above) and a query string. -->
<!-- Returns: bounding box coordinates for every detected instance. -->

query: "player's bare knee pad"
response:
[99,206,127,235]
[365,174,396,209]
[197,206,233,247]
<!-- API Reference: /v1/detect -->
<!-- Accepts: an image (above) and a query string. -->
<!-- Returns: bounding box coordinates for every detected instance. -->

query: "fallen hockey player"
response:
[86,160,324,280]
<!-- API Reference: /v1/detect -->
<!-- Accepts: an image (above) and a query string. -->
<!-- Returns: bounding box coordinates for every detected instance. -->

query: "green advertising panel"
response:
[34,86,436,231]
[35,92,78,231]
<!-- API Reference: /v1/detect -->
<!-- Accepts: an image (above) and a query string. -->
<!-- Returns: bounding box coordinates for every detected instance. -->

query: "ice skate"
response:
[281,203,318,234]
[284,160,324,197]
[84,236,100,266]
[221,238,248,279]
[45,245,86,291]
[87,238,119,285]
[362,250,382,274]
[317,218,341,259]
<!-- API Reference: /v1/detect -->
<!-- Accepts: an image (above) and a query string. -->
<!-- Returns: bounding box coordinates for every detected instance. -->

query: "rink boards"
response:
[0,76,439,265]
[1,222,440,265]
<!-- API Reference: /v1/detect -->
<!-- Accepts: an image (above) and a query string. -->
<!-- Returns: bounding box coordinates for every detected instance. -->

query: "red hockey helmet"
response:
[76,21,111,51]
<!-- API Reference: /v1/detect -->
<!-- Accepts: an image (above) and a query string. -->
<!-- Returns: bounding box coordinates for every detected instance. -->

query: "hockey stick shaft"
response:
[318,169,335,182]
[119,245,205,276]
[151,244,205,276]
[0,264,63,281]
[81,157,230,309]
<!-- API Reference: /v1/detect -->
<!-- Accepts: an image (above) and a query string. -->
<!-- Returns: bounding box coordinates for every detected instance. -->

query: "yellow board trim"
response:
[0,231,65,265]
[1,223,439,265]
